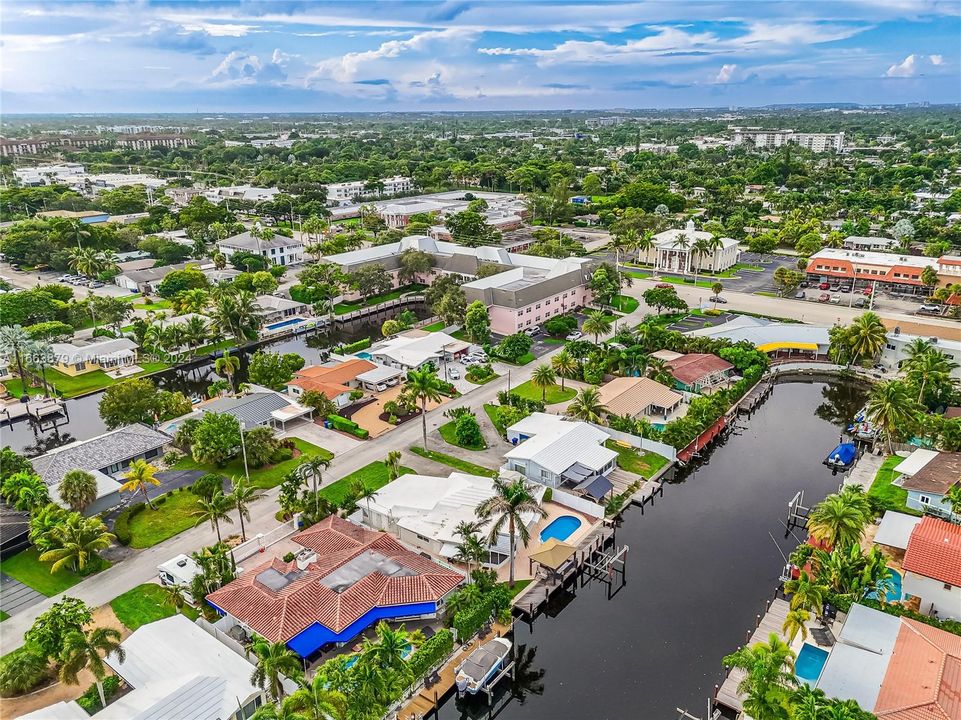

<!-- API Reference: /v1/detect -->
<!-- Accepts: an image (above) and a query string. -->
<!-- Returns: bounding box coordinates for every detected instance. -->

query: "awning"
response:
[357,366,405,384]
[756,341,820,353]
[575,474,614,501]
[561,462,594,482]
[529,538,577,571]
[439,542,459,559]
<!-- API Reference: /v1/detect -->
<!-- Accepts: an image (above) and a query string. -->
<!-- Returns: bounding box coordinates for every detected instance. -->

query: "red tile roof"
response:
[903,516,961,587]
[207,516,463,643]
[296,359,375,385]
[287,377,352,398]
[874,618,961,720]
[666,353,734,386]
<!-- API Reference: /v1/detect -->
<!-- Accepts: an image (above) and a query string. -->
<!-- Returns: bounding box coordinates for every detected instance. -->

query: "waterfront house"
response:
[206,515,464,658]
[254,294,309,325]
[596,376,683,423]
[902,516,961,620]
[665,353,735,393]
[892,449,960,518]
[686,315,832,361]
[368,330,469,371]
[505,412,618,496]
[816,602,960,717]
[160,388,313,434]
[50,337,138,376]
[31,424,170,515]
[217,230,305,267]
[878,334,961,379]
[286,358,375,407]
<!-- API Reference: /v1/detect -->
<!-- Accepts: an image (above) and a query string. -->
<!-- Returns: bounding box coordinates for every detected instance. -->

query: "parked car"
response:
[566,330,583,341]
[839,286,851,294]
[818,282,830,290]
[818,293,831,302]
[524,326,541,337]
[462,357,480,367]
[830,295,842,304]
[88,281,104,288]
[655,283,673,289]
[862,287,873,296]
[447,368,460,380]
[799,281,809,288]
[853,297,867,308]
[375,383,388,392]
[58,274,72,282]
[795,291,806,299]
[467,351,488,362]
[386,377,399,387]
[918,304,942,314]
[708,295,727,304]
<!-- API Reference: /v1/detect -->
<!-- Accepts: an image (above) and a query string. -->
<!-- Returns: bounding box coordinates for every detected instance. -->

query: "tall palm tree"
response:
[807,493,868,549]
[865,380,920,453]
[722,633,797,720]
[30,340,55,397]
[691,237,713,287]
[551,349,578,390]
[193,490,235,543]
[782,608,810,644]
[582,310,613,343]
[230,477,265,542]
[0,324,33,399]
[65,218,92,250]
[98,250,120,276]
[5,472,51,511]
[633,230,655,265]
[670,234,693,278]
[250,639,303,701]
[711,281,724,309]
[530,364,557,402]
[384,450,402,481]
[297,456,331,519]
[160,583,186,615]
[476,474,547,587]
[39,514,115,573]
[846,312,887,365]
[214,350,241,392]
[59,627,126,710]
[453,520,486,581]
[904,350,958,405]
[566,387,607,423]
[181,315,210,353]
[403,366,444,450]
[68,246,101,277]
[58,469,98,513]
[281,676,347,720]
[119,459,161,510]
[362,621,415,680]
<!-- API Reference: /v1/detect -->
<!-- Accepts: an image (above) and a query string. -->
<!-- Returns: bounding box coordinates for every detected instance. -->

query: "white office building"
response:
[730,127,845,153]
[635,220,741,273]
[325,175,414,205]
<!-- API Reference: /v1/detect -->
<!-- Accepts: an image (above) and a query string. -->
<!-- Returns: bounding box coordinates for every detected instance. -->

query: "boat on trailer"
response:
[455,637,512,695]
[823,442,857,470]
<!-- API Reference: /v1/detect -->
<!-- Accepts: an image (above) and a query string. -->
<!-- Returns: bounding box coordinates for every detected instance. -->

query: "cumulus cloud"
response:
[714,63,737,83]
[885,54,918,76]
[209,50,291,84]
[930,54,943,65]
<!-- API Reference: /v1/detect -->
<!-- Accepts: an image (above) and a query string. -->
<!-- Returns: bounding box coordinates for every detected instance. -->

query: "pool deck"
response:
[495,502,595,584]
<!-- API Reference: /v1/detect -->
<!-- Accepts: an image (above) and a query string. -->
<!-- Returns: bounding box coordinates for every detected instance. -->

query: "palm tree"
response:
[783,570,827,614]
[671,234,693,278]
[530,364,557,402]
[551,350,578,390]
[902,337,933,365]
[782,608,810,644]
[722,633,797,720]
[58,469,98,513]
[691,237,713,287]
[281,676,347,720]
[39,514,115,573]
[181,315,210,353]
[476,474,547,587]
[5,472,51,511]
[230,477,265,541]
[30,340,55,397]
[65,218,92,250]
[904,350,958,405]
[119,459,161,510]
[632,230,655,265]
[362,621,415,679]
[68,246,101,277]
[160,583,186,615]
[0,324,33,399]
[214,350,241,392]
[404,366,444,450]
[193,490,235,543]
[566,387,607,423]
[865,380,920,453]
[582,310,612,343]
[297,456,331,519]
[711,281,724,309]
[250,639,303,701]
[947,484,961,517]
[846,312,887,365]
[807,493,868,549]
[59,627,126,710]
[453,520,486,581]
[98,250,120,276]
[384,450,402,481]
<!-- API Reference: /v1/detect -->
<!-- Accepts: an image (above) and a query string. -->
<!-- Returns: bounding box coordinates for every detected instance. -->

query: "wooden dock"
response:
[396,621,511,720]
[715,598,791,713]
[737,380,772,414]
[0,397,66,425]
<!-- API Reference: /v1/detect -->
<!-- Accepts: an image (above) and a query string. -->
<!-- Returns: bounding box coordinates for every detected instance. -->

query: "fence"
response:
[335,295,427,323]
[230,522,297,563]
[595,424,678,463]
[551,488,606,519]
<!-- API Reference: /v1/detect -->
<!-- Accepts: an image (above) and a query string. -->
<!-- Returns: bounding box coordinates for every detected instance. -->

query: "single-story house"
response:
[286,359,375,407]
[902,515,961,620]
[872,510,923,553]
[505,412,618,495]
[114,262,188,293]
[666,353,735,393]
[893,450,960,518]
[368,331,469,371]
[31,424,170,515]
[102,614,267,720]
[50,337,138,376]
[687,315,832,360]
[596,376,683,422]
[816,602,960,717]
[255,294,309,325]
[361,470,547,566]
[159,389,312,434]
[217,231,305,267]
[207,515,464,658]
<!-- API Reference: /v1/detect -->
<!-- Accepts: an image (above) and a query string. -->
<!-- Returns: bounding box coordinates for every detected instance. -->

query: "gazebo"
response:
[528,538,577,580]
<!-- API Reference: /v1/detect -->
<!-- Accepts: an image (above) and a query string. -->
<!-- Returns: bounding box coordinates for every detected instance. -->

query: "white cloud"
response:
[209,50,289,85]
[885,54,918,77]
[180,22,257,37]
[714,64,737,83]
[930,54,943,65]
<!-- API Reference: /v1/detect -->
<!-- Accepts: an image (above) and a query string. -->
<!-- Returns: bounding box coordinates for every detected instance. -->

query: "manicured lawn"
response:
[409,446,497,477]
[502,352,535,366]
[604,440,671,478]
[754,291,779,298]
[511,379,576,404]
[127,491,206,548]
[9,362,173,399]
[193,339,238,356]
[2,548,108,596]
[333,284,427,314]
[484,404,507,436]
[542,338,567,345]
[612,295,639,313]
[172,438,333,489]
[868,455,922,516]
[438,419,487,450]
[133,299,172,311]
[0,611,9,622]
[733,263,764,272]
[505,579,532,597]
[421,321,446,332]
[110,583,200,631]
[450,329,470,341]
[318,461,414,505]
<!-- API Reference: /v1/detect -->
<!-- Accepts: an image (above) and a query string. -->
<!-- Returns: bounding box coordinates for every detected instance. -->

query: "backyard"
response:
[171,438,332,489]
[5,361,172,399]
[2,548,109,596]
[109,583,199,631]
[511,379,576,405]
[868,455,921,516]
[604,440,671,478]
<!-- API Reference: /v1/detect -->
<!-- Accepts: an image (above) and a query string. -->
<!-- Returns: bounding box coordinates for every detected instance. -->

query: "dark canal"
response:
[439,378,867,720]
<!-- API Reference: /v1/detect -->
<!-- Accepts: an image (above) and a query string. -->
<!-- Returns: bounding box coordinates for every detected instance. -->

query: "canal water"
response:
[2,305,429,456]
[439,378,868,720]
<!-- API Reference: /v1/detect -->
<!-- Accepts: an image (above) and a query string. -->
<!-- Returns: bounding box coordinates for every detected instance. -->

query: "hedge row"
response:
[453,596,494,642]
[113,502,145,546]
[408,628,455,679]
[826,593,961,637]
[334,337,372,354]
[327,413,370,439]
[76,675,121,714]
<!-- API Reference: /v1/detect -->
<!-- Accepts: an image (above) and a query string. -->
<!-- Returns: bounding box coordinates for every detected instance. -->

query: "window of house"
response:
[945,583,953,591]
[919,494,931,505]
[75,362,86,371]
[540,468,550,480]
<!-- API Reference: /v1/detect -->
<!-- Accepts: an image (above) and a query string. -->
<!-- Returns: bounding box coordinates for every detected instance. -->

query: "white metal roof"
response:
[370,331,468,368]
[874,511,924,550]
[505,413,616,475]
[892,448,940,477]
[19,701,89,720]
[356,365,405,383]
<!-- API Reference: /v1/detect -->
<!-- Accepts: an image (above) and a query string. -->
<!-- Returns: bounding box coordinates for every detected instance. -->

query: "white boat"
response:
[454,637,512,695]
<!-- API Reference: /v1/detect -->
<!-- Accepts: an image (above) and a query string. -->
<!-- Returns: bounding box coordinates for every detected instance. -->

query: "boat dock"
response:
[714,598,791,714]
[842,451,884,491]
[396,621,511,720]
[737,379,773,415]
[0,397,67,426]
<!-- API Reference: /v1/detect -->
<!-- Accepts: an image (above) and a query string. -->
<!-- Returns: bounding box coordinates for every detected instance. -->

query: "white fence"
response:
[551,488,606,519]
[230,521,297,563]
[595,424,678,463]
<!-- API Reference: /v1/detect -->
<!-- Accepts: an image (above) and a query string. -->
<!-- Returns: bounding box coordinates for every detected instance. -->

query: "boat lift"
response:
[785,490,810,534]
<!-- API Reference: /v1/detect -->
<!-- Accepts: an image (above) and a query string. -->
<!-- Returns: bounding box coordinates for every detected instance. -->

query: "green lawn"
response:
[193,339,238,356]
[466,371,499,385]
[333,284,427,315]
[451,329,470,341]
[318,461,414,505]
[110,583,200,631]
[421,321,446,332]
[0,611,9,622]
[511,379,576,404]
[754,291,779,298]
[2,548,108,597]
[6,362,172,399]
[133,299,173,311]
[505,579,532,597]
[604,440,671,478]
[733,263,764,272]
[438,419,487,450]
[409,446,497,477]
[484,404,507,436]
[868,455,922,516]
[126,491,206,548]
[172,438,333,489]
[502,352,535,366]
[612,295,639,313]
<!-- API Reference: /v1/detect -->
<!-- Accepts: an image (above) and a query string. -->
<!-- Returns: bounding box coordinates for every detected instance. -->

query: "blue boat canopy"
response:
[824,442,857,468]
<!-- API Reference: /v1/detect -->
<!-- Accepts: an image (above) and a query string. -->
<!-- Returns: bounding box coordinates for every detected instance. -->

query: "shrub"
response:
[76,675,121,714]
[454,415,484,448]
[155,495,167,506]
[703,308,722,316]
[327,414,370,439]
[388,414,399,425]
[408,628,454,678]
[542,487,553,502]
[0,646,51,697]
[283,551,296,562]
[544,315,578,336]
[453,596,494,642]
[190,473,224,500]
[271,447,294,463]
[162,450,183,466]
[113,502,145,546]
[334,337,372,354]
[349,389,364,401]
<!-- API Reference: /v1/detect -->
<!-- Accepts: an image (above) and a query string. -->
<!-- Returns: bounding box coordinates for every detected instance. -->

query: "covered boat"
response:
[455,637,512,695]
[823,442,857,469]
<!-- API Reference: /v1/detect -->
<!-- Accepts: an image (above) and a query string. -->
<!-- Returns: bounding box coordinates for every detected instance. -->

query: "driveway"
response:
[283,419,363,455]
[0,573,45,617]
[351,385,446,439]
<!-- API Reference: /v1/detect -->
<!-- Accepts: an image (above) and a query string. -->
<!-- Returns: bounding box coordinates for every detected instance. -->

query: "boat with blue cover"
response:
[823,442,857,469]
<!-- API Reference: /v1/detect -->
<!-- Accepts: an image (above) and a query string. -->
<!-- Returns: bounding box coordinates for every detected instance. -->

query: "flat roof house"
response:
[254,294,309,325]
[902,516,961,620]
[31,424,170,515]
[893,450,961,518]
[368,331,469,371]
[666,353,735,393]
[50,337,138,376]
[114,262,188,293]
[207,515,464,658]
[217,230,304,267]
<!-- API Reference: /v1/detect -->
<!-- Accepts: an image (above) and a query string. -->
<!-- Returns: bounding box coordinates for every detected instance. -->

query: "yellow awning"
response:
[528,538,577,570]
[756,341,820,353]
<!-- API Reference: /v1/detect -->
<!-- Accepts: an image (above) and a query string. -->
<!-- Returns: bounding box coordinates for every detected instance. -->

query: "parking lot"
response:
[1,262,134,299]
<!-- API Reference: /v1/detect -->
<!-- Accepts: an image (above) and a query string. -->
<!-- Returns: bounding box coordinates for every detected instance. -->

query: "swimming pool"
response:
[866,567,903,602]
[539,515,582,543]
[795,643,829,685]
[355,351,373,360]
[265,317,305,331]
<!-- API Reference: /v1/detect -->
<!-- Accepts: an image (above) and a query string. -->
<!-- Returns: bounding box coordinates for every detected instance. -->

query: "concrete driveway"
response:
[351,385,446,438]
[283,419,363,455]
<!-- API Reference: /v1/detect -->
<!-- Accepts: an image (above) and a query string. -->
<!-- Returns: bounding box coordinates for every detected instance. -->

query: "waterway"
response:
[2,304,431,456]
[438,378,868,720]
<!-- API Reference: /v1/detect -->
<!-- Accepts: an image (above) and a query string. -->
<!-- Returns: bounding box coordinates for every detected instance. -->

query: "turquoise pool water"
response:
[265,317,304,331]
[795,643,829,684]
[866,567,903,602]
[540,515,582,543]
[355,352,373,360]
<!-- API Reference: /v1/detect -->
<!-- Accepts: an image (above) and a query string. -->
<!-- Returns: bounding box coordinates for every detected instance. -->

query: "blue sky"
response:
[2,0,959,113]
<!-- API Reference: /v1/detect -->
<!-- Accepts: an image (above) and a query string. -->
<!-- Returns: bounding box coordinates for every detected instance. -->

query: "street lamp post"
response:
[238,421,250,482]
